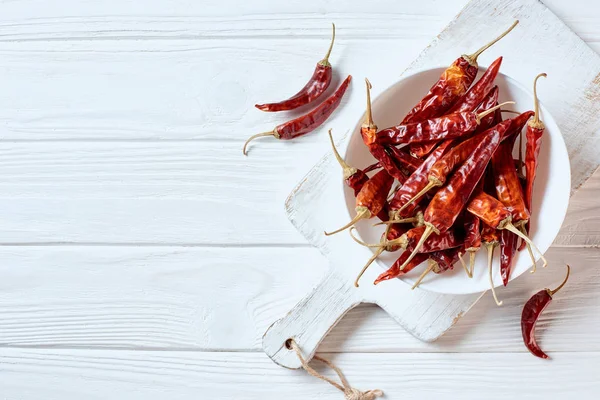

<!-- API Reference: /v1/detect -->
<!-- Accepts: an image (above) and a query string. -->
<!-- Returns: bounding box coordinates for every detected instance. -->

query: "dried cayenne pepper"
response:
[522,265,570,359]
[243,75,351,155]
[401,22,518,125]
[255,24,336,112]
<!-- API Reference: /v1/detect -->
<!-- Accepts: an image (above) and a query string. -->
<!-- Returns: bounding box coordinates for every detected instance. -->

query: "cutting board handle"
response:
[262,269,361,369]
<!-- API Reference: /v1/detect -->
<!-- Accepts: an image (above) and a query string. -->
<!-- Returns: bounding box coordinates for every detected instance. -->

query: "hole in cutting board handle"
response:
[285,338,293,350]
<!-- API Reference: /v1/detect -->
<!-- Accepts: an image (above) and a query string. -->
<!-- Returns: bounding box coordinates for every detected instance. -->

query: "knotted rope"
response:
[289,339,383,400]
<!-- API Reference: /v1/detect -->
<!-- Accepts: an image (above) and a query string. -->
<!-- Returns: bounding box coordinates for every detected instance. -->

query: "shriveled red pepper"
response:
[377,225,464,254]
[522,265,570,359]
[396,119,512,213]
[255,24,336,112]
[401,22,518,125]
[396,126,502,271]
[373,102,510,146]
[499,228,518,286]
[373,252,429,285]
[409,57,503,157]
[389,140,454,219]
[362,79,409,182]
[243,75,351,155]
[523,73,547,236]
[463,212,482,278]
[387,145,423,175]
[324,168,393,236]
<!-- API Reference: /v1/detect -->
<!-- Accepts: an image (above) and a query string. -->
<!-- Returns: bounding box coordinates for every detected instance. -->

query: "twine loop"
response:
[288,339,383,400]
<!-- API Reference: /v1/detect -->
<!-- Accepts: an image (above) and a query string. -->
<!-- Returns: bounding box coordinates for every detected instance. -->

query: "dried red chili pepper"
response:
[374,102,510,146]
[463,212,481,278]
[523,73,547,230]
[361,79,409,182]
[522,265,570,359]
[388,140,454,219]
[396,127,502,271]
[363,161,381,174]
[243,75,351,155]
[255,24,336,112]
[324,168,393,236]
[401,22,518,125]
[373,252,429,285]
[409,60,502,158]
[396,119,512,213]
[387,145,423,175]
[499,228,518,286]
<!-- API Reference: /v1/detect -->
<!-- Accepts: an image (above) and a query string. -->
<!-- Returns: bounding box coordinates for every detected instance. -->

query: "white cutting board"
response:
[263,0,600,369]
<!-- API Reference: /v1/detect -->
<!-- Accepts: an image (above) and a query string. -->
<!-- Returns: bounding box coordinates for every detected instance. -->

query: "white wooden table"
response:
[0,1,599,398]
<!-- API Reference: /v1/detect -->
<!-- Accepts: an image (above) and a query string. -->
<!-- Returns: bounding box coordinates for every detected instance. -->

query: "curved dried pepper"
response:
[374,252,428,285]
[256,24,336,112]
[522,265,570,359]
[401,22,518,125]
[243,75,351,154]
[324,168,393,236]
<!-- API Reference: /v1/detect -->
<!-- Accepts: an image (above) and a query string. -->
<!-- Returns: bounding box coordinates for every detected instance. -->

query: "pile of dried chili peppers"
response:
[243,23,352,155]
[323,20,571,358]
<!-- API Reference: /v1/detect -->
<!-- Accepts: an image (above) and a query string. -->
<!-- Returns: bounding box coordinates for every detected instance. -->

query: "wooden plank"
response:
[1,349,599,399]
[0,141,596,246]
[0,245,597,352]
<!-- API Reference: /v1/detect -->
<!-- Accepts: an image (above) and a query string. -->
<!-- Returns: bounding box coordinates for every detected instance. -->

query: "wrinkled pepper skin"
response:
[401,57,478,124]
[521,290,552,359]
[375,111,480,146]
[464,213,482,251]
[402,226,464,253]
[356,169,394,218]
[466,191,511,229]
[500,229,518,286]
[389,140,454,216]
[492,141,530,223]
[425,129,502,232]
[255,64,332,112]
[273,75,352,140]
[374,252,429,284]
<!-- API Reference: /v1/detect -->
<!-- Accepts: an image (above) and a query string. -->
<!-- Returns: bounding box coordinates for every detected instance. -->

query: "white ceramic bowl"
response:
[344,67,571,294]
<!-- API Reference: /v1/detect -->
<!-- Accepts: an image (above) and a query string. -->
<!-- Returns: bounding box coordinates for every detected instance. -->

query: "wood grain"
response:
[0,141,596,246]
[1,349,599,399]
[0,246,596,352]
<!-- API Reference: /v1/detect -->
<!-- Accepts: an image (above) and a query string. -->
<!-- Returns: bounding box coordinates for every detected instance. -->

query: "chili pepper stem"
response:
[374,216,419,226]
[363,78,376,130]
[349,227,407,250]
[476,102,515,124]
[399,224,436,271]
[327,129,356,179]
[325,207,371,236]
[469,250,477,277]
[463,20,519,66]
[486,242,503,306]
[411,260,435,290]
[458,252,472,278]
[349,227,385,247]
[397,179,440,214]
[530,73,547,128]
[318,23,336,67]
[504,223,547,268]
[519,224,537,273]
[548,265,571,296]
[242,130,279,155]
[354,247,384,288]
